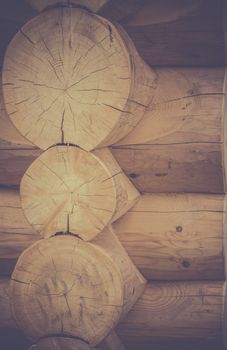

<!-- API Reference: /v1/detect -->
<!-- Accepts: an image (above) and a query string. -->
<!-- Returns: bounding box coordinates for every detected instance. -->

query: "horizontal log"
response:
[121,0,225,67]
[0,279,225,350]
[0,188,224,281]
[0,0,225,68]
[112,67,225,193]
[1,67,225,193]
[117,281,224,350]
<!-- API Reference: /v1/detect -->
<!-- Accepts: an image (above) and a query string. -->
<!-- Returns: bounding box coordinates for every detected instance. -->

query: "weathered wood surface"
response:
[0,0,225,68]
[114,193,225,281]
[10,232,145,344]
[29,338,95,350]
[121,0,225,67]
[112,67,225,193]
[0,189,224,281]
[117,281,224,350]
[11,235,123,344]
[0,279,225,350]
[0,66,226,193]
[20,146,139,241]
[0,187,39,259]
[29,332,126,350]
[2,6,156,151]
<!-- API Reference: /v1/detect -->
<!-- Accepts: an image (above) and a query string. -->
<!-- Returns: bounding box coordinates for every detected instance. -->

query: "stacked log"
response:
[0,188,225,281]
[1,1,227,350]
[2,6,156,151]
[0,278,225,350]
[1,5,153,349]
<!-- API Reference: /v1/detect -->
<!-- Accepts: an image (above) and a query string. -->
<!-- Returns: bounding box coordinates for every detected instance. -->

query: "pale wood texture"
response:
[92,226,146,319]
[118,281,224,350]
[0,1,225,69]
[112,67,225,193]
[29,337,96,350]
[2,7,156,151]
[113,194,225,281]
[10,235,124,345]
[0,67,226,194]
[0,189,224,281]
[20,145,139,241]
[0,278,225,350]
[0,188,39,265]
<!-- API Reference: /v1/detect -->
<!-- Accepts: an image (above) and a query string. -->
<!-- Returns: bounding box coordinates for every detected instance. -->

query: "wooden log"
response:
[0,278,17,329]
[0,279,225,350]
[117,281,224,350]
[120,0,224,67]
[114,193,225,281]
[20,145,139,241]
[2,6,156,151]
[1,67,225,195]
[0,189,224,281]
[112,67,225,193]
[0,187,39,268]
[29,337,96,350]
[10,231,145,345]
[29,331,125,350]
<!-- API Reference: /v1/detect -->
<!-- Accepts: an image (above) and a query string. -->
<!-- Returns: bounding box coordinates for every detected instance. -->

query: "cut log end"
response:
[10,235,124,345]
[20,145,139,240]
[3,7,156,151]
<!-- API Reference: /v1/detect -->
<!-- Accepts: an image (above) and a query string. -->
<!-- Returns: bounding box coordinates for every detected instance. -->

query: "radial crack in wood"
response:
[20,145,139,241]
[10,235,123,345]
[3,7,156,151]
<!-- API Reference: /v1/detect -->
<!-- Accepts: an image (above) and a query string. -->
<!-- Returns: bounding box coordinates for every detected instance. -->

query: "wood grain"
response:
[2,6,156,151]
[10,235,124,345]
[114,193,225,281]
[118,281,224,350]
[112,67,225,193]
[20,146,139,240]
[0,278,224,350]
[0,189,224,281]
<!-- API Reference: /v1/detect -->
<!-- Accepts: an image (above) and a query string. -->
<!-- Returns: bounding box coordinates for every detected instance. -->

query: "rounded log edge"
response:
[3,6,156,151]
[20,145,139,241]
[10,235,124,345]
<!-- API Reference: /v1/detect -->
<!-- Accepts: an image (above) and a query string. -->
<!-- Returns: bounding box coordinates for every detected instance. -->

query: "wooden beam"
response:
[1,66,225,193]
[0,188,224,281]
[120,0,225,67]
[0,279,224,350]
[2,6,156,152]
[10,231,145,344]
[112,67,225,193]
[117,281,224,350]
[20,146,139,241]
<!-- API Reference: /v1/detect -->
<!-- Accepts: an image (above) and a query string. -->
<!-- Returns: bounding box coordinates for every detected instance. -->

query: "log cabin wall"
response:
[0,1,227,350]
